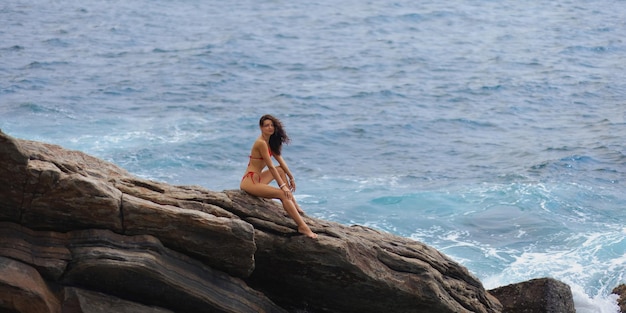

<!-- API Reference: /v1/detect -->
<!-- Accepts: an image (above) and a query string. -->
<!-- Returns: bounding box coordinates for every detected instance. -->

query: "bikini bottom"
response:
[242,171,261,184]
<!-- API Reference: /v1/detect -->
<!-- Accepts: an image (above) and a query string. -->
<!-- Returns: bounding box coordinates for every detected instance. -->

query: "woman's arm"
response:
[274,154,296,192]
[256,140,291,196]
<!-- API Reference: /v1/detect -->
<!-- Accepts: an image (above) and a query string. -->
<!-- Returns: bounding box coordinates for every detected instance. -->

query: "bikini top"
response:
[249,148,272,160]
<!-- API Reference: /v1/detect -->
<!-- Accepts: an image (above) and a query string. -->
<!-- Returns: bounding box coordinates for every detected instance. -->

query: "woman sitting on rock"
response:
[240,114,317,239]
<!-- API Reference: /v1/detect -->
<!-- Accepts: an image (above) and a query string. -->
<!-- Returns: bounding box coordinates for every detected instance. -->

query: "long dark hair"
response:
[260,114,290,156]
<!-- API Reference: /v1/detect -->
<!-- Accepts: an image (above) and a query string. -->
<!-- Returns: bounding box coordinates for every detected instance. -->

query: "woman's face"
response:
[261,119,275,135]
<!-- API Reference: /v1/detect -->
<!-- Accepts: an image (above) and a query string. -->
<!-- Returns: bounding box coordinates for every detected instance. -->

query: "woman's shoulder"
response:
[252,138,268,149]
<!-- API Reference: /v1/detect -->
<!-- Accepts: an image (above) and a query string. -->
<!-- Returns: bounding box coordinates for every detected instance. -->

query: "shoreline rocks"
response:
[0,130,596,312]
[489,278,575,313]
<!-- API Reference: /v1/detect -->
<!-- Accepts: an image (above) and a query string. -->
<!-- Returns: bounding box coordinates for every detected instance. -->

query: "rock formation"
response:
[489,278,575,313]
[0,130,581,312]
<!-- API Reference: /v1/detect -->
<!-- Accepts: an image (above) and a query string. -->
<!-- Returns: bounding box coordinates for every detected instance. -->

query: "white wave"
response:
[478,230,624,313]
[570,284,620,313]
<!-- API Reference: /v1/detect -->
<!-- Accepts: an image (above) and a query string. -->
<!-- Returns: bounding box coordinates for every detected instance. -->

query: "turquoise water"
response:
[2,0,625,311]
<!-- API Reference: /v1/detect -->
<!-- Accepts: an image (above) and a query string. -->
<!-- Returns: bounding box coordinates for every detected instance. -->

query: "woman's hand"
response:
[289,179,296,192]
[281,186,292,200]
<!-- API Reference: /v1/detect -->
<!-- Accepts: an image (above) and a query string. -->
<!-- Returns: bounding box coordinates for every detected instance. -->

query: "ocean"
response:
[2,0,625,311]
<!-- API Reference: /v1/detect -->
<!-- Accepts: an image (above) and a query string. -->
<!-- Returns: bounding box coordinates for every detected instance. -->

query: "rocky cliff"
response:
[0,130,578,313]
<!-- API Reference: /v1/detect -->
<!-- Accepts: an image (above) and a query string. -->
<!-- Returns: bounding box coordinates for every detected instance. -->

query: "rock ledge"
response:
[0,131,579,313]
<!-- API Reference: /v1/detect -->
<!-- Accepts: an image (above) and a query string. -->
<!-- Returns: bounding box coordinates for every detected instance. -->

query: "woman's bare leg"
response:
[280,196,316,238]
[260,166,304,214]
[292,199,305,215]
[241,180,317,238]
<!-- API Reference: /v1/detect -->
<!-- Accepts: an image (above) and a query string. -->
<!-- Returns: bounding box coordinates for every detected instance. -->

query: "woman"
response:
[240,114,317,239]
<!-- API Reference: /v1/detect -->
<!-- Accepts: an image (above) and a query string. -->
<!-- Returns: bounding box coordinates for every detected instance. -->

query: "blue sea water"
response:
[2,0,625,311]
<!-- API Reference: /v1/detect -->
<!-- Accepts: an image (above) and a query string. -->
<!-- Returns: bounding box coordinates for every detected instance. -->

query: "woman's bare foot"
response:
[298,226,318,239]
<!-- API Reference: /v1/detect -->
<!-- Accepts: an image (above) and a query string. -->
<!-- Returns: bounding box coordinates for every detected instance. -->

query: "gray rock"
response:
[489,278,575,313]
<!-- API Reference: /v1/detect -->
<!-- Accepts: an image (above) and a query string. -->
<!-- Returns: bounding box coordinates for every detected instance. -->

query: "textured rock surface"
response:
[61,287,175,313]
[0,131,280,313]
[0,222,284,313]
[0,130,510,312]
[0,256,61,313]
[228,190,500,313]
[489,278,575,313]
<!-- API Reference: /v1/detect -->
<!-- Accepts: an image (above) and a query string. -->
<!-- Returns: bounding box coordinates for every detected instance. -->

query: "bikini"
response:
[241,149,272,184]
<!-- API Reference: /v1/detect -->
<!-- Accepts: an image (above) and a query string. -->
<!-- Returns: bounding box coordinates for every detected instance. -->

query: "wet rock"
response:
[489,277,575,313]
